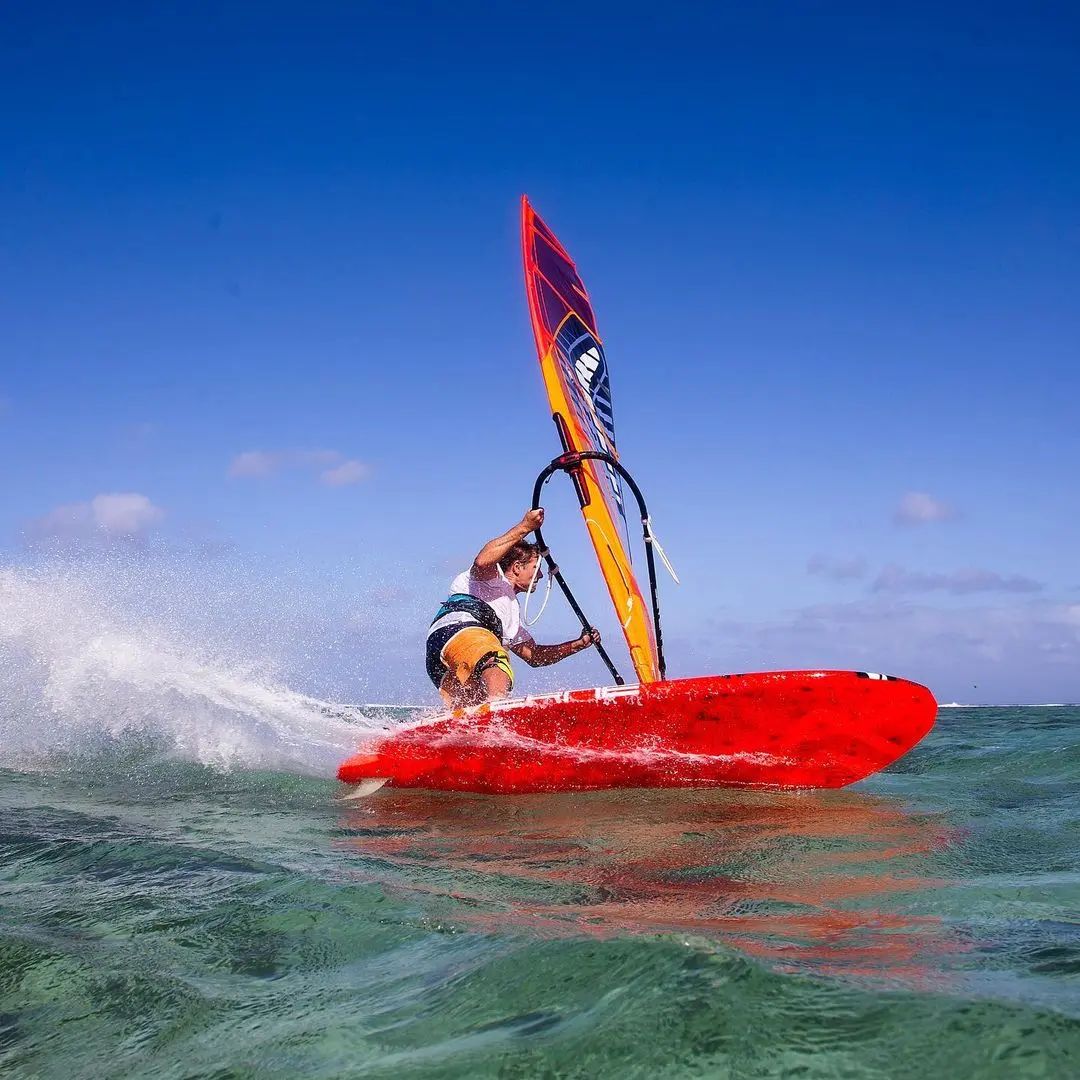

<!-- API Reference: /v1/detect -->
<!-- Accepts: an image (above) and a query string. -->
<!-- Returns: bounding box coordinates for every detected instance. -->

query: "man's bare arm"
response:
[510,628,601,668]
[471,508,544,580]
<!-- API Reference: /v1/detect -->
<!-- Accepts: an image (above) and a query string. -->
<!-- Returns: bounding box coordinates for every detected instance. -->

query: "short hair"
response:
[498,540,541,572]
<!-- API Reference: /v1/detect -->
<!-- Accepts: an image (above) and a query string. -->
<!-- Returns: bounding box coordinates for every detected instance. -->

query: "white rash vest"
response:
[449,566,535,648]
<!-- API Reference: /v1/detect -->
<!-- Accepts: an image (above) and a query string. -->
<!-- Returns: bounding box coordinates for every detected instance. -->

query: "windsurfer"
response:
[426,508,601,708]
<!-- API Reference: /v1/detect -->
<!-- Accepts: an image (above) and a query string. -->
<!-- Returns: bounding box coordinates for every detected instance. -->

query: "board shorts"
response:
[434,627,514,703]
[426,593,513,702]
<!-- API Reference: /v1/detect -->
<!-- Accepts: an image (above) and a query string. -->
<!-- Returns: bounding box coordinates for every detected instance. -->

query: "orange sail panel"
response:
[520,196,659,684]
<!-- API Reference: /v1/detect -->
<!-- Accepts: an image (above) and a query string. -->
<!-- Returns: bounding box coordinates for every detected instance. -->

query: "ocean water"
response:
[1,567,1078,1077]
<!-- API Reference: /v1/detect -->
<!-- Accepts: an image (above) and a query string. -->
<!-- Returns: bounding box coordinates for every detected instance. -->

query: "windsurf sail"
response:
[520,196,660,684]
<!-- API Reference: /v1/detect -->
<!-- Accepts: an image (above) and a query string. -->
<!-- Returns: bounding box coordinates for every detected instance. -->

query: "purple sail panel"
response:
[533,234,598,336]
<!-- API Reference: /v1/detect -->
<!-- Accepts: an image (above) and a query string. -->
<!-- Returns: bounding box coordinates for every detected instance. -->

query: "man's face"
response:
[506,555,542,593]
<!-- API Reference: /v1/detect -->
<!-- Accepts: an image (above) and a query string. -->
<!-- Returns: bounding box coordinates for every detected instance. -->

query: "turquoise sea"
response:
[1,571,1078,1077]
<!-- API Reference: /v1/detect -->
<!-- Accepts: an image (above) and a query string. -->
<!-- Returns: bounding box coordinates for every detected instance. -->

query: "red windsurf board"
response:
[337,670,936,794]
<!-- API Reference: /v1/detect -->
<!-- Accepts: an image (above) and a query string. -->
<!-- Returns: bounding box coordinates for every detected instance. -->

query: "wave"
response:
[0,561,393,778]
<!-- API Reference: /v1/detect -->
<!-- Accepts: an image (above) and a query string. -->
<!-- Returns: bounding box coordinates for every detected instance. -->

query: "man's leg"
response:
[438,672,466,708]
[441,670,492,709]
[473,648,514,703]
[479,664,512,701]
[438,629,513,708]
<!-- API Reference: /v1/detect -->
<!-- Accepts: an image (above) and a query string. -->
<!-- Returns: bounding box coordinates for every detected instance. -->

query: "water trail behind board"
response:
[0,562,396,777]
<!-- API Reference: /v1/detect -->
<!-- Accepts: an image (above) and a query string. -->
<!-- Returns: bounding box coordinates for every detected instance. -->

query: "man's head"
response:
[499,541,543,593]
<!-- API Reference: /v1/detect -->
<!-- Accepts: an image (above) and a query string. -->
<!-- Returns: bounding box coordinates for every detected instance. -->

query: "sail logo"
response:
[554,316,626,516]
[575,344,602,397]
[570,341,615,449]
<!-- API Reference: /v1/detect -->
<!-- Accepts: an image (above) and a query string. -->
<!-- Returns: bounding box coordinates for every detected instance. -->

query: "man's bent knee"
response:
[480,664,512,700]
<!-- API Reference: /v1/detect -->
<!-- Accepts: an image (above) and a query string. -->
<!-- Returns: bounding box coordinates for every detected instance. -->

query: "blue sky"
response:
[2,4,1078,703]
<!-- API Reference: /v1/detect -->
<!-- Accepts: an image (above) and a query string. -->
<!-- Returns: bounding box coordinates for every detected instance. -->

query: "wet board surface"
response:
[338,670,937,794]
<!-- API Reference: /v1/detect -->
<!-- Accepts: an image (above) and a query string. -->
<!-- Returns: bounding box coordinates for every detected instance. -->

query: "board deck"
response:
[337,671,937,794]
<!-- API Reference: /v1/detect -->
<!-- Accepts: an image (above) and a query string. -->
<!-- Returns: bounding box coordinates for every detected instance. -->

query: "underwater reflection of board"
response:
[337,671,937,794]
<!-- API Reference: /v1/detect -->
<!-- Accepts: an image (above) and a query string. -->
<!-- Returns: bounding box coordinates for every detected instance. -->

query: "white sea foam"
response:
[0,561,390,777]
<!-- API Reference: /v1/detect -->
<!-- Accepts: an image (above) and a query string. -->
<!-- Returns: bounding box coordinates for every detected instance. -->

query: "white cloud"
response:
[27,492,165,544]
[30,502,90,537]
[228,450,284,477]
[807,555,867,581]
[228,448,368,486]
[872,564,1042,595]
[320,460,369,487]
[90,493,164,535]
[894,491,955,525]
